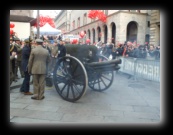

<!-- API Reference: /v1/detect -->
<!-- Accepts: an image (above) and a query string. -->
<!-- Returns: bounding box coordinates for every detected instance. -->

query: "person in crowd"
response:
[116,43,124,58]
[124,45,134,58]
[43,40,51,55]
[57,40,66,60]
[58,34,62,41]
[155,45,160,60]
[111,43,117,59]
[100,43,107,56]
[42,40,51,75]
[49,39,59,74]
[28,39,50,100]
[14,37,25,79]
[20,38,33,95]
[56,40,66,71]
[138,45,147,58]
[106,42,113,59]
[144,42,149,50]
[10,36,18,82]
[10,51,16,85]
[146,44,157,60]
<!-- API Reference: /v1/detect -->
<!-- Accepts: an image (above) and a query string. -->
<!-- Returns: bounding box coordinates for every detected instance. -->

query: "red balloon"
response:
[86,39,90,43]
[10,23,15,28]
[10,29,14,35]
[72,39,78,44]
[80,31,85,38]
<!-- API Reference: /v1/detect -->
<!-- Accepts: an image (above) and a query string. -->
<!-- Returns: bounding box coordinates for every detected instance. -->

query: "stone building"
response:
[10,10,35,40]
[54,10,71,34]
[54,10,151,45]
[149,10,160,46]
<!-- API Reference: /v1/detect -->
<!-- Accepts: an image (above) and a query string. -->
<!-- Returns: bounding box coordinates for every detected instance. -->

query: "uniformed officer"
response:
[49,39,58,74]
[10,36,17,82]
[28,39,50,100]
[10,51,16,85]
[14,37,25,78]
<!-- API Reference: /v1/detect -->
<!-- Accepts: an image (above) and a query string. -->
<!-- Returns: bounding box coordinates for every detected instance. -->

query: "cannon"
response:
[52,44,121,102]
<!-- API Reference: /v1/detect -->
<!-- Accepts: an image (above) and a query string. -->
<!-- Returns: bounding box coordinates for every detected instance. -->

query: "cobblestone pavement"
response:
[10,72,161,125]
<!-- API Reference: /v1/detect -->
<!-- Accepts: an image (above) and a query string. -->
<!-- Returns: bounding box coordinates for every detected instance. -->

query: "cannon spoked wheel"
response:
[88,55,114,91]
[53,56,88,102]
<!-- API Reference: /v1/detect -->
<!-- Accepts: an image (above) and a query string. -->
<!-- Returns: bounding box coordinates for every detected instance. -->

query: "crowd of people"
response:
[10,34,160,100]
[10,34,66,100]
[96,41,160,60]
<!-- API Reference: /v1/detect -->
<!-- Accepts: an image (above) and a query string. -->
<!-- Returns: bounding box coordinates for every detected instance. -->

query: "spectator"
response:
[155,45,160,60]
[49,40,59,74]
[146,44,157,60]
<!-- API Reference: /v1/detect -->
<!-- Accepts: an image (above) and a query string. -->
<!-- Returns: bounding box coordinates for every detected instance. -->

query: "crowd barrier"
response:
[117,57,160,82]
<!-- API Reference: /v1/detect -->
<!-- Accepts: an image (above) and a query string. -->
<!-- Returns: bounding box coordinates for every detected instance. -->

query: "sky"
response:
[33,10,61,18]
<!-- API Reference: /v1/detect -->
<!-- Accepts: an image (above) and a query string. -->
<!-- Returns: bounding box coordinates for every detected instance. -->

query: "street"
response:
[10,71,160,124]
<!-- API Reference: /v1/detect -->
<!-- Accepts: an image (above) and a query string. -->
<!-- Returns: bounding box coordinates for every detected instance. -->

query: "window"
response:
[72,20,75,29]
[148,21,150,27]
[83,13,87,25]
[77,17,80,28]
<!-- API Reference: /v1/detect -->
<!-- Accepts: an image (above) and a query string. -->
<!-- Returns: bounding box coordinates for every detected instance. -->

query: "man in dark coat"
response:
[58,40,66,59]
[20,38,33,95]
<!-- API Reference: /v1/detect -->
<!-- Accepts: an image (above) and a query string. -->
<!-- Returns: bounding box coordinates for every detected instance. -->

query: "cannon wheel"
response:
[53,56,88,102]
[88,55,114,91]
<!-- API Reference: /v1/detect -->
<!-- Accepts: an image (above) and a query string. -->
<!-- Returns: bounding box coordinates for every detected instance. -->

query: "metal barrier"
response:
[118,57,160,82]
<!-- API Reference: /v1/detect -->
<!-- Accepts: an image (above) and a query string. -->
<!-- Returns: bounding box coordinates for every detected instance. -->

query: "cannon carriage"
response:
[53,44,121,102]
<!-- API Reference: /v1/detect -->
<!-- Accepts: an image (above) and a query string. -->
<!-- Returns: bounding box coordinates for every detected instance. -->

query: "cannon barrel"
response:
[86,59,121,71]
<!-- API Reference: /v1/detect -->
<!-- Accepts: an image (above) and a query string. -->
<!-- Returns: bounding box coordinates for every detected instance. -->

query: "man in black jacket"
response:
[56,40,66,75]
[20,38,33,95]
[57,40,66,59]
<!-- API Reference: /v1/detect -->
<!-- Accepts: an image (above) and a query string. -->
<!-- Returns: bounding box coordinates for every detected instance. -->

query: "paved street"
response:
[10,71,161,124]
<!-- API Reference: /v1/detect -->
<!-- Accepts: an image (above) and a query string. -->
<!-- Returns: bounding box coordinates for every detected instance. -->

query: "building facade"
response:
[54,10,152,45]
[54,10,71,34]
[149,10,160,46]
[10,10,35,40]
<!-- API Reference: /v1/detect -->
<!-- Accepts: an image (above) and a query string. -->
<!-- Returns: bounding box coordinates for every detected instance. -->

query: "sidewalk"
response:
[10,72,161,124]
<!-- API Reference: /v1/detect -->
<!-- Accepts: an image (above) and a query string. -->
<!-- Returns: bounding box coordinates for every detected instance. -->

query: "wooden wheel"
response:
[88,55,114,91]
[53,56,88,102]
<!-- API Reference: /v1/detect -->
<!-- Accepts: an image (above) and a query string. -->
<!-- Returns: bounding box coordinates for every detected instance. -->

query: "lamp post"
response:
[37,10,40,38]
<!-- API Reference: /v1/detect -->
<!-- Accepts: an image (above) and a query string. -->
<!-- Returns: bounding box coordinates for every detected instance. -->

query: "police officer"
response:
[28,39,50,100]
